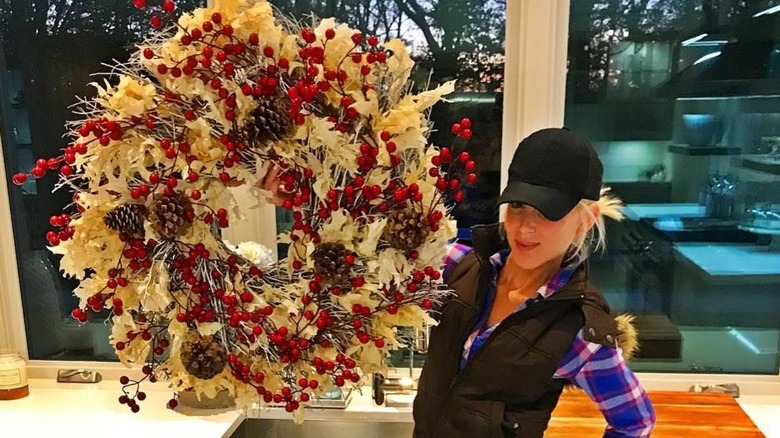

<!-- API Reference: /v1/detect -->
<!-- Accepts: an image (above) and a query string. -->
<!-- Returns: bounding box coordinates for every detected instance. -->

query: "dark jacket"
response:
[413,224,619,438]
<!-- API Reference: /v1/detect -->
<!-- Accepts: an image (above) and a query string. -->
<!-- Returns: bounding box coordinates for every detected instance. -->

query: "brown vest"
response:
[413,224,619,438]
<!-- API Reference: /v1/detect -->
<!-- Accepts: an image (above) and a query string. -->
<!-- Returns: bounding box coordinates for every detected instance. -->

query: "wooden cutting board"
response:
[548,390,765,437]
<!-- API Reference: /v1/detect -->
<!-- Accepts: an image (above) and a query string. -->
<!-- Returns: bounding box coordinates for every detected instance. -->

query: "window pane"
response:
[0,0,206,361]
[566,0,780,374]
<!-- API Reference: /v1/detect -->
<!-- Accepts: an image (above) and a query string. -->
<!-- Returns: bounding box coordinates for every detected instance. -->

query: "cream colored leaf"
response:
[356,219,386,257]
[197,322,224,337]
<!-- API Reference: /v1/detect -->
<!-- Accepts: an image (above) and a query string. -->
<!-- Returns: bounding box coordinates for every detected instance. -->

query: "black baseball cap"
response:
[497,128,603,221]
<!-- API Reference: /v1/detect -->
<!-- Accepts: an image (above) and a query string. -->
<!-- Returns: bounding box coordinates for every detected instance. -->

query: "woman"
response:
[412,128,655,437]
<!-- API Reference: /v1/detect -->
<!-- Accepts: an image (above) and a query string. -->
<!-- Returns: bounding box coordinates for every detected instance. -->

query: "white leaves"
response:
[356,218,386,257]
[137,261,172,312]
[318,210,354,246]
[371,248,413,286]
[197,322,224,337]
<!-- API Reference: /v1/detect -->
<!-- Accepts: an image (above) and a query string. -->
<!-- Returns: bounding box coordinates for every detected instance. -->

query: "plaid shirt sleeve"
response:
[555,330,656,437]
[442,243,474,284]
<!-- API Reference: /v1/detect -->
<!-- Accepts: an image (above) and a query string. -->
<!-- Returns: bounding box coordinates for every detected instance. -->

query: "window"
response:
[0,0,206,361]
[566,0,780,374]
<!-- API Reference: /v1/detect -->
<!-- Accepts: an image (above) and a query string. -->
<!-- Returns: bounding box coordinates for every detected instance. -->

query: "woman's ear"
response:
[577,203,599,235]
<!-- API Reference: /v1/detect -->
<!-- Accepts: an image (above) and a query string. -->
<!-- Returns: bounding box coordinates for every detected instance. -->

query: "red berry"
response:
[168,399,178,409]
[351,33,363,44]
[452,123,462,134]
[325,28,336,39]
[133,0,146,9]
[459,151,471,163]
[12,173,28,185]
[462,129,473,140]
[249,33,259,45]
[375,338,385,348]
[143,48,154,59]
[367,35,379,46]
[302,28,316,44]
[150,15,162,29]
[467,173,478,184]
[162,0,175,13]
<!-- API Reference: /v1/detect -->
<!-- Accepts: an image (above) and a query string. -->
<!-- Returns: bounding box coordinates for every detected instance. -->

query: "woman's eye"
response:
[509,202,525,209]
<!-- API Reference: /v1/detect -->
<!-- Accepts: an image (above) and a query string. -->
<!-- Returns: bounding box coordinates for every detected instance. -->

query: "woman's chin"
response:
[507,252,545,271]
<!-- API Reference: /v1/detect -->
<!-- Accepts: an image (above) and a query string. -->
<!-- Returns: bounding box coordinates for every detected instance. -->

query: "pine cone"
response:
[384,207,431,250]
[149,192,193,238]
[104,204,147,237]
[312,242,352,285]
[179,331,228,380]
[246,94,292,146]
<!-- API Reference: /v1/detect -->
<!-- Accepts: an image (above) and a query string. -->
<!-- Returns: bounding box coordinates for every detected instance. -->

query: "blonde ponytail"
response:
[568,186,624,264]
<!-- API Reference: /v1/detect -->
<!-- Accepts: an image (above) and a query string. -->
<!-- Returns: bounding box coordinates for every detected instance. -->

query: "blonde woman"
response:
[413,128,656,437]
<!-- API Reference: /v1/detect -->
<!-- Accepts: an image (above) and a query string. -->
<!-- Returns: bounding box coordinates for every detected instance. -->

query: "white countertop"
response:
[1,378,778,436]
[0,379,244,437]
[623,203,706,221]
[0,378,415,438]
[674,243,780,277]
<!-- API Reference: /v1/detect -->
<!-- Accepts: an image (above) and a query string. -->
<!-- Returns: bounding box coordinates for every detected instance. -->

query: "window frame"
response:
[0,0,778,393]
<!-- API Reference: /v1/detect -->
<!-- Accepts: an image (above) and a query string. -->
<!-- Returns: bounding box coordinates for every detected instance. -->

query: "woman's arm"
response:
[555,332,656,437]
[442,242,473,284]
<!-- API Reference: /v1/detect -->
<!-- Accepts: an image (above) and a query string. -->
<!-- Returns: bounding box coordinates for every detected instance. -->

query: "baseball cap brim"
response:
[497,180,580,221]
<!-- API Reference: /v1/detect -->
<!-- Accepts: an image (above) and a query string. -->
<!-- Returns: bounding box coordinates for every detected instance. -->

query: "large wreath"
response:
[12,0,477,419]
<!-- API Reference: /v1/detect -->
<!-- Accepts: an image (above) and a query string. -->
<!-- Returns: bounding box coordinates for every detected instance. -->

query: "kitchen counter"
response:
[674,243,780,279]
[0,378,244,437]
[624,203,706,221]
[1,378,776,437]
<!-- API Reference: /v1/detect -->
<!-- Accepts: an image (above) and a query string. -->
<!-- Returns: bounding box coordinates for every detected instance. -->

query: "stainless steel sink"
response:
[230,419,414,438]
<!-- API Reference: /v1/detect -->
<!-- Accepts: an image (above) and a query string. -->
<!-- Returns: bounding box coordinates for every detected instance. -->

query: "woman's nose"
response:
[512,210,537,233]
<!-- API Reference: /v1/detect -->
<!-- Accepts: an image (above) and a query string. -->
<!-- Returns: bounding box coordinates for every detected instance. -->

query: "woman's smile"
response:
[514,239,540,251]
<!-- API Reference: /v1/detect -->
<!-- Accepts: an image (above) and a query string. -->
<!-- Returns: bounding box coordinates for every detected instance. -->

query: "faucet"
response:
[372,324,429,406]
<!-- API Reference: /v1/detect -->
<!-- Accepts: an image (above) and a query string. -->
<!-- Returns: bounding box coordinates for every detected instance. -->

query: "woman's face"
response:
[503,202,584,271]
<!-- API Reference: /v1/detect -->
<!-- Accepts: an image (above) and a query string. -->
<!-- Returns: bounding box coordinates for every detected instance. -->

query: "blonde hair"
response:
[568,186,624,264]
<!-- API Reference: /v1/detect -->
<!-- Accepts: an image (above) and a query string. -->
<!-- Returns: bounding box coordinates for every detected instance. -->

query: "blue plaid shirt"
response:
[443,243,656,438]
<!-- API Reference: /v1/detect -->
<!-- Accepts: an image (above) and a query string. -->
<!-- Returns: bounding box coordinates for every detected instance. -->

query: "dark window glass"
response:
[566,0,780,374]
[0,0,206,361]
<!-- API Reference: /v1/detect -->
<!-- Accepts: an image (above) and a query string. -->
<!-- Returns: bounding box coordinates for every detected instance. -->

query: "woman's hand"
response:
[255,166,294,207]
